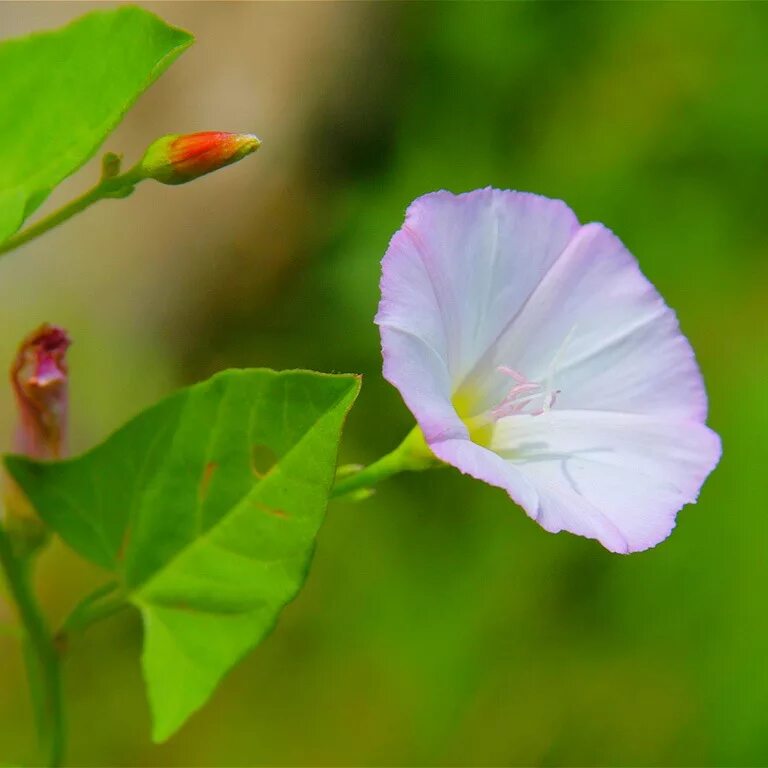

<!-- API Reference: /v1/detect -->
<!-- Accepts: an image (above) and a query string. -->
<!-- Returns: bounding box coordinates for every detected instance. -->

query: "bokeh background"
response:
[1,2,767,766]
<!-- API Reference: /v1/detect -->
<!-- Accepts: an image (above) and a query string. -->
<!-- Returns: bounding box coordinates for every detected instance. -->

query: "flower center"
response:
[455,326,577,447]
[461,367,559,445]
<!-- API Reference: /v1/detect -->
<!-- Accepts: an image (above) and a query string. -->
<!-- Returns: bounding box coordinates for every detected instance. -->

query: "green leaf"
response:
[0,7,193,243]
[5,369,361,741]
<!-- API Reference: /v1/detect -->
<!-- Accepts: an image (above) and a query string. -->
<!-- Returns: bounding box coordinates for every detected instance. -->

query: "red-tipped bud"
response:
[139,131,261,185]
[11,324,71,460]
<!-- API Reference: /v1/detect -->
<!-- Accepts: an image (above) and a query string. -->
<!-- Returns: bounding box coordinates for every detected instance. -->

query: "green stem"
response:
[58,580,128,639]
[0,524,64,767]
[0,165,144,259]
[331,426,438,499]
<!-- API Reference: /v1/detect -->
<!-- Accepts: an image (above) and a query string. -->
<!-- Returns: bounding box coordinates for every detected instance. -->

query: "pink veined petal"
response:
[489,410,722,553]
[376,188,581,439]
[463,222,708,421]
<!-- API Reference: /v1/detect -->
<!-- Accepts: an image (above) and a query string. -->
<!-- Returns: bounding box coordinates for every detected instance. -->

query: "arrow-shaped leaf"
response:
[5,368,360,740]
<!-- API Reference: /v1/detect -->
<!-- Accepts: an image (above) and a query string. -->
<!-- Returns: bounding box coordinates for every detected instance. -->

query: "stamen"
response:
[492,325,576,420]
[497,366,528,383]
[491,370,548,419]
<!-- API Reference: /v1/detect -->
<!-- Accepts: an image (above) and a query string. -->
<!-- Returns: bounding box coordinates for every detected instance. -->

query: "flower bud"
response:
[139,131,261,185]
[11,324,71,460]
[3,324,71,555]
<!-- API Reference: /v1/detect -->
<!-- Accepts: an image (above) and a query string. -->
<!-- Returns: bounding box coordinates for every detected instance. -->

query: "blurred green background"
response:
[1,2,767,765]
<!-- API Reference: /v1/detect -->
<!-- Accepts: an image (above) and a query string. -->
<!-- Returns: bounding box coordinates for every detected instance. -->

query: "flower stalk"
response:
[0,164,144,259]
[331,427,439,499]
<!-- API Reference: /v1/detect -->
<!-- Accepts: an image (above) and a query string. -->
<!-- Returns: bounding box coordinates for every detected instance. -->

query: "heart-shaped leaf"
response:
[5,369,360,740]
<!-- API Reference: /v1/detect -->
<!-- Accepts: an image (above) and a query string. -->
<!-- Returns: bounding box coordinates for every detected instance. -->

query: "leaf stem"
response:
[58,580,128,639]
[331,426,438,499]
[0,523,64,766]
[0,164,144,259]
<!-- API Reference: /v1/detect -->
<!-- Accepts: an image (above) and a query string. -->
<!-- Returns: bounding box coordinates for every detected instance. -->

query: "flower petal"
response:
[464,222,707,421]
[489,410,722,553]
[376,188,580,438]
[429,437,539,512]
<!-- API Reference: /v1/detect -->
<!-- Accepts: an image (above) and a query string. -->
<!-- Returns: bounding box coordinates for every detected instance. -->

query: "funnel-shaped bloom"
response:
[376,189,720,553]
[140,131,261,185]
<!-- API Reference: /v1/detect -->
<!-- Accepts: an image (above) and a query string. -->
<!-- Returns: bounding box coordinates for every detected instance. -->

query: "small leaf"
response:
[5,369,361,741]
[0,7,193,243]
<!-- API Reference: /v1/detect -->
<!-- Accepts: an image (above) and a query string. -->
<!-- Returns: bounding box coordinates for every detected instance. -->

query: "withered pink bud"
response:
[11,324,71,460]
[3,324,70,553]
[139,131,261,185]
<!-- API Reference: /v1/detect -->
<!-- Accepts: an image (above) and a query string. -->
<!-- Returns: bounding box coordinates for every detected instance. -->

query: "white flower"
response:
[376,188,721,552]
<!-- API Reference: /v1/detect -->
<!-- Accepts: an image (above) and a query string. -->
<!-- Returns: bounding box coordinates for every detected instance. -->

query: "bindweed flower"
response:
[11,323,71,460]
[140,131,261,185]
[376,189,721,553]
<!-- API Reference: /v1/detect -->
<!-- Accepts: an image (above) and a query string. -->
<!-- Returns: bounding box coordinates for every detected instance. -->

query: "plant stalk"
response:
[0,165,144,259]
[58,580,128,640]
[331,426,438,499]
[0,523,65,767]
